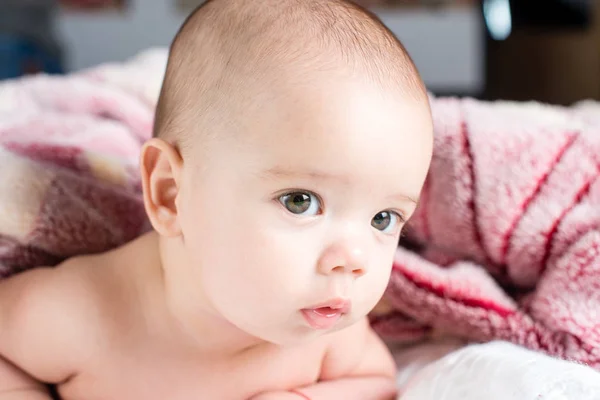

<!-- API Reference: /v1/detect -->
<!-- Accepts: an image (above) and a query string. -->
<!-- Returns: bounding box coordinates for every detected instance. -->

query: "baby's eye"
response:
[279,191,322,216]
[371,211,404,233]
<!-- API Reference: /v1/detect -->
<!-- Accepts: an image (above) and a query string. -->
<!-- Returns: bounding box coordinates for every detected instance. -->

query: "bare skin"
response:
[0,232,397,400]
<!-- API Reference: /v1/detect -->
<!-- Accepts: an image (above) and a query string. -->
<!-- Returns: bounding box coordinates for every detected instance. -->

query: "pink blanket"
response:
[372,97,600,369]
[0,49,598,369]
[0,49,165,274]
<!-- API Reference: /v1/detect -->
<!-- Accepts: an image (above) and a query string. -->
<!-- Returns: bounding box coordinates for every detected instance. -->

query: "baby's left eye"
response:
[371,211,404,233]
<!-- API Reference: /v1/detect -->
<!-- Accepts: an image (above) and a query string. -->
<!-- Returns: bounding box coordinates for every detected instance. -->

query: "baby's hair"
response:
[153,0,426,150]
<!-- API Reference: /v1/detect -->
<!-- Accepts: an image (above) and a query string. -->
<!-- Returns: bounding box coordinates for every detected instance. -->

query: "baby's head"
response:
[142,0,433,345]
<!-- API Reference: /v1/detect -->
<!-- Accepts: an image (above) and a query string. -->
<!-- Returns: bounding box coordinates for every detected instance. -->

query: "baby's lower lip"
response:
[301,307,343,330]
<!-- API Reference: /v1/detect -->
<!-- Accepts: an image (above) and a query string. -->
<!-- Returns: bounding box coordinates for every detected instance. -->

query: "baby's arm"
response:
[0,267,88,399]
[253,318,397,400]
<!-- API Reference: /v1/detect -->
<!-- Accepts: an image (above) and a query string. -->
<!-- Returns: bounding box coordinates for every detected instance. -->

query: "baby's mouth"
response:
[301,298,351,330]
[313,306,342,317]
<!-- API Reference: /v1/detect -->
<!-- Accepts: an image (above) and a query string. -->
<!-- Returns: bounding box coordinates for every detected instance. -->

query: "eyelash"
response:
[394,212,407,224]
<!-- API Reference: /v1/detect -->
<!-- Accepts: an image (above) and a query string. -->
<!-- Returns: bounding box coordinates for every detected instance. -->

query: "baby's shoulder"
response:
[1,256,117,341]
[0,256,118,382]
[54,254,139,338]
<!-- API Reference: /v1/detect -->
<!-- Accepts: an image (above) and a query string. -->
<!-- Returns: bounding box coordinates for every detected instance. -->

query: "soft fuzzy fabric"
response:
[1,48,599,372]
[371,97,600,369]
[0,49,166,274]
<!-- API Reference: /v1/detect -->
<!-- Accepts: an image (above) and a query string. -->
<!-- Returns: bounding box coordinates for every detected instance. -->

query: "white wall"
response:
[56,0,182,70]
[56,0,484,94]
[378,7,484,94]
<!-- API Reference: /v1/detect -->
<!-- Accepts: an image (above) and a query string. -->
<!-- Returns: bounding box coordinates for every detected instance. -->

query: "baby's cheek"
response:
[362,269,391,306]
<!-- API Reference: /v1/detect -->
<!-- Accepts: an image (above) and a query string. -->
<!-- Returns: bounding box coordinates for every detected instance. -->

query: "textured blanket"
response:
[371,97,600,369]
[1,48,599,372]
[0,49,165,275]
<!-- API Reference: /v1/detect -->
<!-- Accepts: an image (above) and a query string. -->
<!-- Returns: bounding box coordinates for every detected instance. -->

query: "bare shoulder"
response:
[320,317,396,381]
[0,256,114,384]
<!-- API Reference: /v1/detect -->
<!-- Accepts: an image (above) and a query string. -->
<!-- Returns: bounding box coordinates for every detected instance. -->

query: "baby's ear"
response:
[139,138,183,237]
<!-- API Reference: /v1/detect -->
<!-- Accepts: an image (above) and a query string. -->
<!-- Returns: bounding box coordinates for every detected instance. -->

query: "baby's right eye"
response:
[278,191,322,216]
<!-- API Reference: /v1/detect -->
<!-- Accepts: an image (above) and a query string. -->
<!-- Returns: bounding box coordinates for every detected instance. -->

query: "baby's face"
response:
[176,76,432,345]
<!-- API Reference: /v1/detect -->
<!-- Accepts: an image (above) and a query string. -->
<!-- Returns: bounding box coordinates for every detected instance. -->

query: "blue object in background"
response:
[0,34,64,80]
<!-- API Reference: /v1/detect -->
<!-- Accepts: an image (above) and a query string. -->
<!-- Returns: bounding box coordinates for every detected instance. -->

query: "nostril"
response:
[331,266,345,274]
[329,265,364,276]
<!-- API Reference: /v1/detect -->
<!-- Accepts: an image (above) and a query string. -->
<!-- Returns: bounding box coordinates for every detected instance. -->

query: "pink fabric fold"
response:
[0,49,166,275]
[373,98,600,369]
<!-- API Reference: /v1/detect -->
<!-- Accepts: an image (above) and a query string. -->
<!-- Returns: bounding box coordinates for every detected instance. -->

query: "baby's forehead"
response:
[246,88,430,158]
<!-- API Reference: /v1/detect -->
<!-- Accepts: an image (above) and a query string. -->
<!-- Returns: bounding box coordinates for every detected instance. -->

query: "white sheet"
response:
[392,340,600,399]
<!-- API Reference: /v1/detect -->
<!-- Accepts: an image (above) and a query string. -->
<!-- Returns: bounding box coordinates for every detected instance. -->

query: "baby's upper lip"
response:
[306,298,351,314]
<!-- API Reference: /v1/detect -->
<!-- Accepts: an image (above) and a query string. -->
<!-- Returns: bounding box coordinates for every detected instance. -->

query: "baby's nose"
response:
[317,242,367,278]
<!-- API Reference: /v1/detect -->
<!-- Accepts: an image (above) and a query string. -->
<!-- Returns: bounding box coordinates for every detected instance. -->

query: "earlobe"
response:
[140,138,184,237]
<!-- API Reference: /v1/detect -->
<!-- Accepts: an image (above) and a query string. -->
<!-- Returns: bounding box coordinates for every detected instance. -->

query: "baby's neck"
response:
[153,232,269,356]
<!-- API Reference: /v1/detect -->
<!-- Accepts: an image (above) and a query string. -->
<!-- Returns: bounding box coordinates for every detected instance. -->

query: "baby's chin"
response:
[239,312,365,347]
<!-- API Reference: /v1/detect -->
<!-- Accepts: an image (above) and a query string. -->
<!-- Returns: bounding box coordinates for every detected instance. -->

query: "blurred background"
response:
[0,0,596,105]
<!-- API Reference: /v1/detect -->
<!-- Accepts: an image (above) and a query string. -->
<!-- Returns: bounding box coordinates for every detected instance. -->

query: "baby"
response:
[0,0,432,399]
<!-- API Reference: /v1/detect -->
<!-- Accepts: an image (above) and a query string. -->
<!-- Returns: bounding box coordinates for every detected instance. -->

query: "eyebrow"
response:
[261,167,419,205]
[390,193,419,205]
[261,167,351,184]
